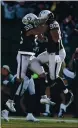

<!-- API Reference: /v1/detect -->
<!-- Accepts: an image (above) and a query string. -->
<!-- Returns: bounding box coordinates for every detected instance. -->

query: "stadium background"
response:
[1,1,78,117]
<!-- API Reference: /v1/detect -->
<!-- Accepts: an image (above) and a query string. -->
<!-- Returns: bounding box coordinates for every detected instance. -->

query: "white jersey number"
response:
[24,24,33,31]
[49,21,59,30]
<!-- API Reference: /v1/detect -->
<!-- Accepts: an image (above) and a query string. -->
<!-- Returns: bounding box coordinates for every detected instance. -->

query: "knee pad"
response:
[29,57,45,76]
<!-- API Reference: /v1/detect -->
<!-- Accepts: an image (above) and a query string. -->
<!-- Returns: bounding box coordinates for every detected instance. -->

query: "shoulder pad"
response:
[49,21,59,30]
[24,24,34,31]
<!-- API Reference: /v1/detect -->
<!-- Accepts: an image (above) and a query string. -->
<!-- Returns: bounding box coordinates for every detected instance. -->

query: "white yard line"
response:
[1,117,78,123]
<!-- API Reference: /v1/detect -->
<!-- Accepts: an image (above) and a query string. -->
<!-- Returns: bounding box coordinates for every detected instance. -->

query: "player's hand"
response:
[55,55,61,63]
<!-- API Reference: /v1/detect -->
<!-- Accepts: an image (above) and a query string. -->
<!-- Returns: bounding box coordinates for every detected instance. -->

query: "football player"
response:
[32,10,68,117]
[16,13,55,109]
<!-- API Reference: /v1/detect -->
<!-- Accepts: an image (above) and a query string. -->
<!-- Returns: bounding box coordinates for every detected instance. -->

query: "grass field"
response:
[1,117,78,128]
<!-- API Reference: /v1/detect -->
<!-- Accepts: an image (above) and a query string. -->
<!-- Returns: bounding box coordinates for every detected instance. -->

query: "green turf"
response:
[1,119,78,128]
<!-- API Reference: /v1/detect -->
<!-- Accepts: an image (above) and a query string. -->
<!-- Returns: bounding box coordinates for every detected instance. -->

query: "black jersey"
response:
[45,20,64,54]
[18,23,35,52]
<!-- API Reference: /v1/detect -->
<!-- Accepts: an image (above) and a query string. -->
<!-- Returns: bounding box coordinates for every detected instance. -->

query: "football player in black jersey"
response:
[36,10,74,117]
[31,10,69,117]
[16,13,55,121]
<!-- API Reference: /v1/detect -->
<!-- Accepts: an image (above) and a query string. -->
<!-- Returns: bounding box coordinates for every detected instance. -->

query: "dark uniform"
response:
[19,23,35,52]
[37,20,66,80]
[16,23,45,79]
[46,20,64,54]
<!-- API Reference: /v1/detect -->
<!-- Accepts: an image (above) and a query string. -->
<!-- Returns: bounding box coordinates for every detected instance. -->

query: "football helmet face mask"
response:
[38,10,54,21]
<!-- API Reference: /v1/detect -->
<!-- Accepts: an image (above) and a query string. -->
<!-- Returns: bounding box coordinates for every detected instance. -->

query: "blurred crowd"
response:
[1,1,78,118]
